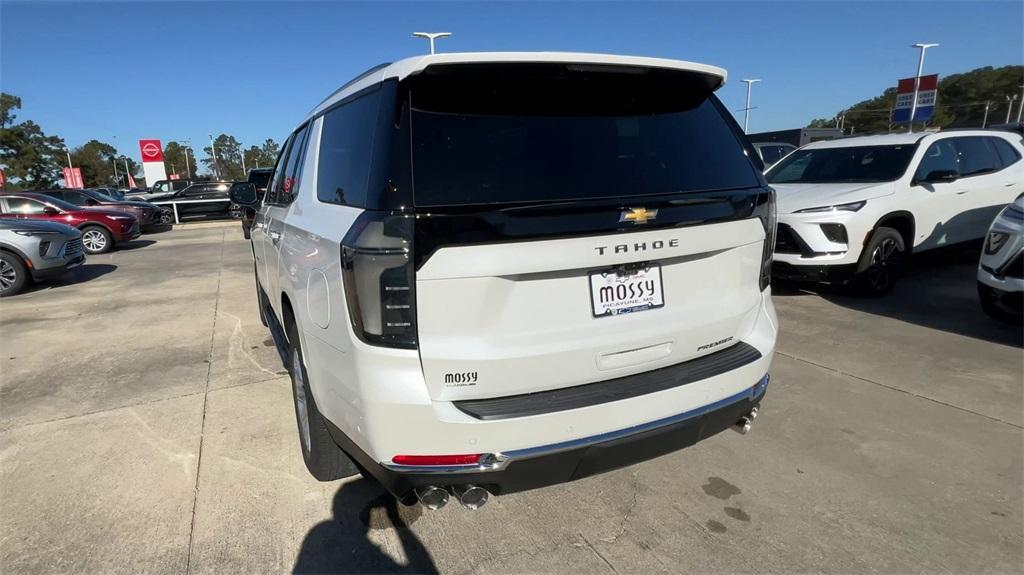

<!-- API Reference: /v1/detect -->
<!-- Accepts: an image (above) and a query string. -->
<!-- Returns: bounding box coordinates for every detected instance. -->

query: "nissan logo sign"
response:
[142,143,160,158]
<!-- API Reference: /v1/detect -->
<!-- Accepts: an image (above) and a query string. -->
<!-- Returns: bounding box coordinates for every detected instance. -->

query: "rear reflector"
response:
[391,454,482,466]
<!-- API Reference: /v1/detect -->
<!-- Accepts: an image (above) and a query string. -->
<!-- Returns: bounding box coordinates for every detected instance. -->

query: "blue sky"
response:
[2,1,1022,166]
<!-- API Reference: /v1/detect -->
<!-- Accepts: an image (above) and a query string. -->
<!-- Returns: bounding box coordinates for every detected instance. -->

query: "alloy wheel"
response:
[865,237,901,293]
[0,259,15,292]
[82,229,107,253]
[292,349,312,455]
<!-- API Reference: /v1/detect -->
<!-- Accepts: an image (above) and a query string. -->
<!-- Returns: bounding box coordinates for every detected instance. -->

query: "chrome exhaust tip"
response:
[732,409,756,435]
[451,485,489,510]
[414,486,450,510]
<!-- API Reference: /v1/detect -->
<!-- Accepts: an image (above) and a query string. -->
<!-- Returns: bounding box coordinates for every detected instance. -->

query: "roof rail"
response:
[311,62,391,112]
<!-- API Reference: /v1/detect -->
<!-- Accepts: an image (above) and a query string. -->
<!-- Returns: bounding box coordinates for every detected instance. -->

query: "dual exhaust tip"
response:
[414,484,489,510]
[732,406,759,435]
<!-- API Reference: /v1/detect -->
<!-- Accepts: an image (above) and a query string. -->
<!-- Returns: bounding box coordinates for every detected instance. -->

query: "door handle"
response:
[1005,182,1017,187]
[956,189,969,195]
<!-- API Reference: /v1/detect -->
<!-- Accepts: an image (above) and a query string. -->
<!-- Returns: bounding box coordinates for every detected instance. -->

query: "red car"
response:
[0,192,140,254]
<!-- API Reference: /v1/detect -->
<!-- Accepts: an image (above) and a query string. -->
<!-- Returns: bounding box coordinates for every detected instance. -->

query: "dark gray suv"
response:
[0,219,85,296]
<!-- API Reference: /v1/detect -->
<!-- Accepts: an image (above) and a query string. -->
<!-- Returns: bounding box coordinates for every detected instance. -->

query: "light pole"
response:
[209,133,219,179]
[111,156,118,186]
[412,32,451,54]
[1006,94,1019,124]
[741,79,760,133]
[908,43,938,133]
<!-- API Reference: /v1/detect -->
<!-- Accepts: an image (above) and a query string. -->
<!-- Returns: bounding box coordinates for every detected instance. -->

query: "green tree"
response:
[201,133,244,180]
[69,139,118,187]
[0,93,66,189]
[1,93,22,128]
[163,141,194,178]
[807,65,1024,134]
[260,138,280,165]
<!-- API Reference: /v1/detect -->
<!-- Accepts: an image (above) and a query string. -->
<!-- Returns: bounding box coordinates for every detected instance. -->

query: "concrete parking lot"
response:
[1,223,1021,574]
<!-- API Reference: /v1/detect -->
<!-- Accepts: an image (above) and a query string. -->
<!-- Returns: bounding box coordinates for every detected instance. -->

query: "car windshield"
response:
[766,144,917,184]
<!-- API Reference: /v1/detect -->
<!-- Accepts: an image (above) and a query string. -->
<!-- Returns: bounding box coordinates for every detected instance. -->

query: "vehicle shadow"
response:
[142,224,174,234]
[116,239,157,250]
[293,478,437,575]
[775,242,1022,347]
[18,263,117,295]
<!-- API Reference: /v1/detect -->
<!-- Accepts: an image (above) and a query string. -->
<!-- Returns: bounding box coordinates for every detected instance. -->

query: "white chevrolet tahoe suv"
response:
[977,194,1023,321]
[767,130,1024,295]
[231,52,777,510]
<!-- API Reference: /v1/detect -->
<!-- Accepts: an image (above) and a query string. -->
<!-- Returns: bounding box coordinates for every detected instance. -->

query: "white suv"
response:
[767,130,1024,294]
[232,53,777,510]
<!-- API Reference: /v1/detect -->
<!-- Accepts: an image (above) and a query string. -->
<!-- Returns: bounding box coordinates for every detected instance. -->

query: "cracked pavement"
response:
[1,224,1021,573]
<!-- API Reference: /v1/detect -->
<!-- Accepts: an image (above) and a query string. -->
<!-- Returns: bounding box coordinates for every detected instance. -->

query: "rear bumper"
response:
[328,376,768,501]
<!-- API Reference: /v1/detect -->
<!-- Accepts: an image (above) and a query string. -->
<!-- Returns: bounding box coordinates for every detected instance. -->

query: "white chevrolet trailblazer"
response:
[767,130,1024,295]
[230,52,777,510]
[977,194,1023,321]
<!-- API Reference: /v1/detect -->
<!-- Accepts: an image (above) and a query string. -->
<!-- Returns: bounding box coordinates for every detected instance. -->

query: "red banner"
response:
[139,139,164,163]
[0,168,5,189]
[62,167,84,189]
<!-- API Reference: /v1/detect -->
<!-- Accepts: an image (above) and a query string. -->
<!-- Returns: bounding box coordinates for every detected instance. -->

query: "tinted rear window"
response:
[407,63,757,207]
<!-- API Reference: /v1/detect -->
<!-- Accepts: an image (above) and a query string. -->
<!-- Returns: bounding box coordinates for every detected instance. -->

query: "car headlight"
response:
[985,232,1009,255]
[794,200,866,214]
[107,215,133,221]
[12,230,61,236]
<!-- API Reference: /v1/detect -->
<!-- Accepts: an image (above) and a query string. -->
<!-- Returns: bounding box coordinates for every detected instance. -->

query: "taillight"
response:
[341,211,417,349]
[391,454,482,466]
[759,190,776,291]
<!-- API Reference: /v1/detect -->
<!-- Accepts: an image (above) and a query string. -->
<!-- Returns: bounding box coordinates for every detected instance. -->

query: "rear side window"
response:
[407,64,758,207]
[990,137,1022,168]
[952,137,1000,177]
[317,89,382,206]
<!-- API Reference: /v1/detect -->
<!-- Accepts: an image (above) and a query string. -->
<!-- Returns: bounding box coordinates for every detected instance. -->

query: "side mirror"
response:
[229,182,259,207]
[919,169,959,185]
[42,206,60,215]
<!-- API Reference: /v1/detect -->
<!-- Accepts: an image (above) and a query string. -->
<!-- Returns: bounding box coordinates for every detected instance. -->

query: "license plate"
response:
[589,264,665,317]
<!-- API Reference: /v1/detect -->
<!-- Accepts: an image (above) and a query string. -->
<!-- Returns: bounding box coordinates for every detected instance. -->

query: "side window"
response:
[65,191,90,204]
[316,89,382,206]
[266,136,293,205]
[275,124,310,205]
[915,140,959,180]
[6,197,46,214]
[953,137,1000,177]
[990,137,1022,168]
[173,181,190,191]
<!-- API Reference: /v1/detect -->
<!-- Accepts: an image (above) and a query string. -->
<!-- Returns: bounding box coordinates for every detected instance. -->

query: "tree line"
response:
[807,65,1024,134]
[0,92,279,191]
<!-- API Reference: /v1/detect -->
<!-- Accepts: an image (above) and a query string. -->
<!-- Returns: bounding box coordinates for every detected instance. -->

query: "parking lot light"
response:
[412,32,451,55]
[741,79,761,133]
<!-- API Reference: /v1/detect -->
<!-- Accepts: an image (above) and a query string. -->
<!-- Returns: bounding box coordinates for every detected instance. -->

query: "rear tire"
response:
[81,226,113,254]
[284,318,359,481]
[852,227,904,297]
[0,252,28,297]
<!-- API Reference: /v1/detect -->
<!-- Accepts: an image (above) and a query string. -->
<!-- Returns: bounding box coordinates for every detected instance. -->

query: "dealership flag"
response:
[128,171,138,188]
[892,74,938,123]
[0,168,5,188]
[62,167,84,189]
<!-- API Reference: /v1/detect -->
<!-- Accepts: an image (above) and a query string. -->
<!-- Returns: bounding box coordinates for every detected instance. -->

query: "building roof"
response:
[305,52,727,121]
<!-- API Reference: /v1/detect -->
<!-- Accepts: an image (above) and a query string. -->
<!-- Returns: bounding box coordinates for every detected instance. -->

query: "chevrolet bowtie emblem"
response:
[620,207,658,224]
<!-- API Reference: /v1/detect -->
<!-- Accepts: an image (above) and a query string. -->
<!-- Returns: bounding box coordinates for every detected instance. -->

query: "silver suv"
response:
[0,219,85,296]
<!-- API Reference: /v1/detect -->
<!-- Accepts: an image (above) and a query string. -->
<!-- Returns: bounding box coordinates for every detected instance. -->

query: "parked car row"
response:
[0,188,171,296]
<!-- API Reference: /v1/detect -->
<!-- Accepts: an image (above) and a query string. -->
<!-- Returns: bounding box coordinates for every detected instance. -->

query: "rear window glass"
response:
[407,64,758,207]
